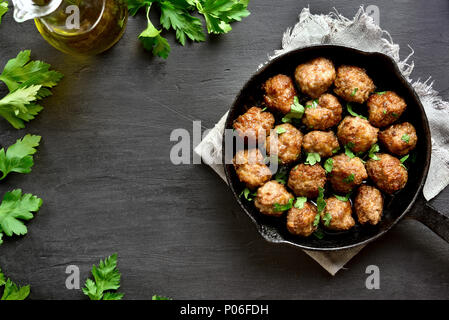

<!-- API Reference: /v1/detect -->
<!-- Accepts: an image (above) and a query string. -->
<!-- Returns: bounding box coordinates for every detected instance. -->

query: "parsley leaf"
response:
[294,197,307,209]
[323,212,332,226]
[82,253,124,300]
[306,99,319,108]
[273,198,293,212]
[0,0,8,25]
[344,143,355,159]
[313,213,320,226]
[282,96,304,123]
[351,88,358,96]
[343,173,355,183]
[334,193,351,202]
[153,295,172,300]
[376,91,386,95]
[305,152,321,165]
[324,158,333,173]
[0,134,41,180]
[0,189,43,244]
[276,127,287,135]
[239,187,257,201]
[313,228,324,239]
[316,187,326,213]
[368,143,380,160]
[347,103,367,120]
[401,134,410,143]
[274,166,288,184]
[139,5,171,59]
[0,267,30,300]
[400,154,409,163]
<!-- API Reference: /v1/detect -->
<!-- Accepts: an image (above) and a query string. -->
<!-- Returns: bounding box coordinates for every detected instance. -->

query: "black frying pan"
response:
[222,45,449,251]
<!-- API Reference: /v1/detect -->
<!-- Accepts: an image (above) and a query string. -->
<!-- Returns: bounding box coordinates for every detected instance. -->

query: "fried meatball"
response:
[233,149,272,190]
[378,122,418,156]
[321,196,355,231]
[329,154,368,193]
[354,185,383,225]
[287,202,318,237]
[302,93,342,130]
[265,124,303,164]
[294,57,336,98]
[334,65,375,103]
[367,91,407,127]
[288,163,326,198]
[366,153,408,194]
[302,131,340,158]
[233,106,275,142]
[263,74,297,114]
[337,116,379,153]
[254,181,294,217]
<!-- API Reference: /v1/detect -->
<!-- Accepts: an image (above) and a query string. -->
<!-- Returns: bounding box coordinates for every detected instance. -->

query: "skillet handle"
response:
[407,192,449,243]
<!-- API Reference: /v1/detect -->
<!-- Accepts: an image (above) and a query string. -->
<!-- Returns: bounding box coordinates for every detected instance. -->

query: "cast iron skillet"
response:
[222,45,449,251]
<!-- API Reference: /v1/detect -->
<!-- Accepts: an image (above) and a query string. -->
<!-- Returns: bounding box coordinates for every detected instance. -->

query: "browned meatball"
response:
[302,131,340,158]
[233,149,272,190]
[321,196,355,231]
[378,122,418,156]
[302,93,342,130]
[329,154,368,193]
[334,65,375,103]
[337,116,379,153]
[354,185,383,225]
[367,91,407,127]
[265,124,303,164]
[263,74,297,114]
[288,163,326,198]
[366,153,408,194]
[294,57,336,98]
[233,106,275,142]
[286,202,318,237]
[254,180,294,216]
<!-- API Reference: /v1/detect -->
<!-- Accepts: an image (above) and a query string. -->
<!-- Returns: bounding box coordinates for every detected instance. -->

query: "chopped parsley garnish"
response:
[334,193,351,202]
[368,143,380,160]
[324,158,333,173]
[316,187,326,213]
[351,88,358,96]
[282,96,304,123]
[274,167,288,185]
[323,213,332,227]
[343,173,355,183]
[305,152,321,165]
[313,228,324,239]
[383,109,387,114]
[347,103,367,120]
[313,213,320,227]
[344,143,355,159]
[261,107,267,112]
[306,99,319,108]
[276,127,287,135]
[274,198,294,212]
[239,187,256,201]
[294,197,307,209]
[376,91,387,95]
[400,154,409,169]
[401,134,410,143]
[332,147,340,154]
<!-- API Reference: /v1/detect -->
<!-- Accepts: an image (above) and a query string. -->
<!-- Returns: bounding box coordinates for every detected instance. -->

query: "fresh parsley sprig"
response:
[282,96,304,123]
[305,152,321,165]
[0,267,30,300]
[0,0,8,25]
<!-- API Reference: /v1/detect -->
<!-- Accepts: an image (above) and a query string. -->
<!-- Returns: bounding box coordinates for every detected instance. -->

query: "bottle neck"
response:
[12,0,63,22]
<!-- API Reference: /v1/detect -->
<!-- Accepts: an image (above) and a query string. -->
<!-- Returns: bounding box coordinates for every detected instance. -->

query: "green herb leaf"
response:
[316,187,326,213]
[0,134,41,180]
[332,147,340,154]
[82,254,124,301]
[343,173,355,183]
[274,166,288,185]
[334,193,351,202]
[0,0,8,25]
[376,91,386,95]
[152,295,172,300]
[344,143,355,159]
[239,187,256,201]
[282,96,304,123]
[383,109,387,114]
[1,279,30,301]
[400,154,409,163]
[401,134,410,143]
[347,103,367,120]
[313,228,324,239]
[368,143,380,160]
[294,197,307,209]
[305,152,321,166]
[306,99,319,108]
[323,212,332,226]
[351,88,358,96]
[324,158,333,173]
[139,5,171,59]
[273,198,294,212]
[0,189,42,243]
[276,127,287,135]
[313,213,320,227]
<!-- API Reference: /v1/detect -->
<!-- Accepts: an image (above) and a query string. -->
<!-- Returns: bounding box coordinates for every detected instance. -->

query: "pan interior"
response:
[224,46,431,250]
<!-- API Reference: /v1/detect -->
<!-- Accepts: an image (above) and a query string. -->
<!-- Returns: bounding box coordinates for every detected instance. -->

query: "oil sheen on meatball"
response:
[286,202,318,237]
[263,74,297,114]
[337,116,379,153]
[294,57,336,98]
[233,149,272,190]
[265,123,303,164]
[367,91,407,128]
[302,93,342,130]
[254,180,294,217]
[321,196,355,231]
[302,131,340,158]
[334,65,375,103]
[329,154,368,193]
[233,106,275,142]
[288,163,326,198]
[366,153,408,194]
[354,185,384,225]
[378,122,418,156]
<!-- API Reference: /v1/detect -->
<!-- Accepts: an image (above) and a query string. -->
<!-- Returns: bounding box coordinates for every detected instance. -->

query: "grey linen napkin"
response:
[194,7,449,275]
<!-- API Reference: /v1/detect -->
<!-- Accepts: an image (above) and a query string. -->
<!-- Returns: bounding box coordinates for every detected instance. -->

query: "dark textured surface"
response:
[0,0,448,300]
